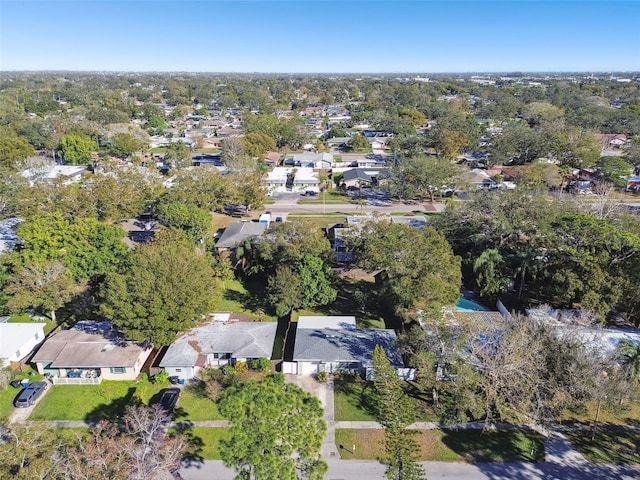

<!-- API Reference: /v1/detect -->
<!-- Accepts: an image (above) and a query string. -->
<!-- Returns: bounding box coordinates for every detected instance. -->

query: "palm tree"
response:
[619,340,640,383]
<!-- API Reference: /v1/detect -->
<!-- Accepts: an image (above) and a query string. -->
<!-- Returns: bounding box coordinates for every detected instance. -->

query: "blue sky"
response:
[1,1,638,72]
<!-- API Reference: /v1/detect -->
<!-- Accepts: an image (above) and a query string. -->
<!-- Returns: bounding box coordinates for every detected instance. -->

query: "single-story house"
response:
[215,221,267,252]
[30,321,152,384]
[287,316,414,379]
[265,167,320,193]
[469,168,497,190]
[326,137,351,148]
[0,322,47,368]
[342,168,389,189]
[159,314,278,380]
[291,153,334,169]
[20,164,87,186]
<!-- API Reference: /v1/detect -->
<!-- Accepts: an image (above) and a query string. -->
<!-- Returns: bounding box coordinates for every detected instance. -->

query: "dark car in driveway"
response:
[14,381,47,408]
[157,387,181,412]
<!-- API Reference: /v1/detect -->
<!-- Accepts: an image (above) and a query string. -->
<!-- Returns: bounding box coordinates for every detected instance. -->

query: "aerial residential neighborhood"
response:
[1,1,640,479]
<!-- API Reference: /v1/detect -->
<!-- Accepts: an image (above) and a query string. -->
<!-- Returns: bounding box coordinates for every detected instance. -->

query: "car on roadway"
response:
[14,381,47,408]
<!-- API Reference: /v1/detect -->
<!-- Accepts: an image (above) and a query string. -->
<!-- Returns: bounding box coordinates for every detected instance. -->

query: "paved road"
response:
[177,375,640,480]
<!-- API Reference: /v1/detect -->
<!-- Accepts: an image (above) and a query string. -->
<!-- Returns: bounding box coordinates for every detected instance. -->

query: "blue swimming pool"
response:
[455,297,490,312]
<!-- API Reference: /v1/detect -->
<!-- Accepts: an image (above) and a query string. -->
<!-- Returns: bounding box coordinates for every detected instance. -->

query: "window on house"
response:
[175,368,182,372]
[110,367,126,374]
[213,353,231,359]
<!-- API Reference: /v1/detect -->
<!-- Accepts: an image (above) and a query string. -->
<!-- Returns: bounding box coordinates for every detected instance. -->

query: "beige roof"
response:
[31,325,149,368]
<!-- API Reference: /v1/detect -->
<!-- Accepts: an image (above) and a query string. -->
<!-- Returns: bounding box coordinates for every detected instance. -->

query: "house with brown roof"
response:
[31,321,152,385]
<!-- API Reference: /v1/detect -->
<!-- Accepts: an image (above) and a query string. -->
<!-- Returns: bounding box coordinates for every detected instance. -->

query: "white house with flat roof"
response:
[265,167,320,194]
[0,322,47,368]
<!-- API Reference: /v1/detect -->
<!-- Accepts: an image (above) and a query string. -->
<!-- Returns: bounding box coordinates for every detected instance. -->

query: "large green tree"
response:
[157,201,211,243]
[59,132,97,164]
[267,254,337,317]
[99,231,217,345]
[347,219,461,319]
[390,156,466,202]
[218,373,327,480]
[13,213,129,283]
[109,132,144,158]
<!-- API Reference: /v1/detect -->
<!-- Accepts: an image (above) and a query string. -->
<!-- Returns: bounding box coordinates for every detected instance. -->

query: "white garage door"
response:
[299,362,320,375]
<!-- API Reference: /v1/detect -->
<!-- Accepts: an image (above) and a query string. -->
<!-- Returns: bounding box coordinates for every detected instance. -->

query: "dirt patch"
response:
[338,268,375,281]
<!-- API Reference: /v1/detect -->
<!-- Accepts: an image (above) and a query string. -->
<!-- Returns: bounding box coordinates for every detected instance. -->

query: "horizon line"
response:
[2,70,639,75]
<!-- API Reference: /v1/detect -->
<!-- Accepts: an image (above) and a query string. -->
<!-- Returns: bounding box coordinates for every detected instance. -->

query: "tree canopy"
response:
[218,373,327,480]
[346,219,461,319]
[99,231,217,345]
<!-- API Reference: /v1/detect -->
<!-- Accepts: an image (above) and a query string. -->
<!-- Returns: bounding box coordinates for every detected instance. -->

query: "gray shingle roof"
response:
[159,321,277,367]
[293,328,402,367]
[215,222,267,249]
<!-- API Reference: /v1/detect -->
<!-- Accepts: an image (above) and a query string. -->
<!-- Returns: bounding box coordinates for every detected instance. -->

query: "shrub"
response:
[234,361,248,373]
[316,371,329,383]
[221,364,236,376]
[249,357,271,372]
[153,371,169,385]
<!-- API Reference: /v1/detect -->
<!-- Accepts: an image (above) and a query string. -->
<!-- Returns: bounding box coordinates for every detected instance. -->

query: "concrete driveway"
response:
[8,379,52,423]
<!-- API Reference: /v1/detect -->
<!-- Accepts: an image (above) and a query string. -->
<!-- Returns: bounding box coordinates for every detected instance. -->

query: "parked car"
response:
[14,381,47,408]
[157,387,181,412]
[275,216,283,222]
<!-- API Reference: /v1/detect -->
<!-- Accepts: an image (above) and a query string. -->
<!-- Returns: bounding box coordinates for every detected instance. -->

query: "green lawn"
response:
[565,430,640,464]
[0,366,45,420]
[0,385,21,420]
[213,279,277,322]
[185,427,230,460]
[558,396,640,427]
[333,379,378,421]
[298,191,352,204]
[335,429,545,463]
[8,314,58,335]
[333,378,438,422]
[286,214,347,231]
[29,380,165,421]
[175,383,223,421]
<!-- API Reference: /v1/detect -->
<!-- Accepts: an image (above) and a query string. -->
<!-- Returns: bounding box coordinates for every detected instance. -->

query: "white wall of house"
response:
[4,332,44,367]
[163,366,197,380]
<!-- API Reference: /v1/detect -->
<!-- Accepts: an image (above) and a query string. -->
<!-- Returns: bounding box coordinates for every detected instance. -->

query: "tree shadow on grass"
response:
[440,429,545,463]
[334,376,378,419]
[84,387,138,423]
[174,421,204,466]
[222,284,274,319]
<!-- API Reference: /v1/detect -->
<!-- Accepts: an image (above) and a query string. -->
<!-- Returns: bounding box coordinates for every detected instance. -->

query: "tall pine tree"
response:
[372,345,426,480]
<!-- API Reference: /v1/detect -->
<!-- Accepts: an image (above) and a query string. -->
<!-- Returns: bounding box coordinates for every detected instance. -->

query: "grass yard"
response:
[8,314,58,335]
[565,430,640,464]
[333,378,438,422]
[559,396,640,427]
[298,191,352,204]
[333,379,378,421]
[335,429,545,463]
[184,427,230,460]
[29,380,165,421]
[174,383,223,421]
[214,279,277,322]
[286,214,347,231]
[0,385,21,420]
